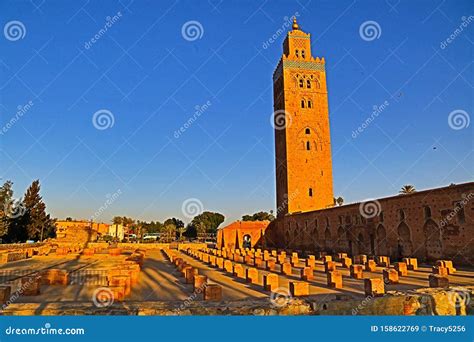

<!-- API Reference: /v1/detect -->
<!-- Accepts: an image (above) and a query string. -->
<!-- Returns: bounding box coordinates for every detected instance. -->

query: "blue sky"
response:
[1,0,472,225]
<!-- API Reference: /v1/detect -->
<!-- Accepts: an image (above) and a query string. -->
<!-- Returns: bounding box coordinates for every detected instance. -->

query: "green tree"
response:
[23,180,55,241]
[112,216,123,225]
[0,181,14,238]
[399,185,416,195]
[336,196,344,206]
[242,211,275,222]
[187,211,225,237]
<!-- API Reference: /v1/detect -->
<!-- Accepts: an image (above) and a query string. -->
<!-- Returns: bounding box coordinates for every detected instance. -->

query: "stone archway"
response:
[397,222,413,257]
[356,233,365,255]
[337,226,348,252]
[324,228,332,252]
[423,219,442,260]
[376,224,388,255]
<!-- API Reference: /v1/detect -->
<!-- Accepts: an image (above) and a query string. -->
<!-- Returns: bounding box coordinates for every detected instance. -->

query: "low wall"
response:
[3,287,472,316]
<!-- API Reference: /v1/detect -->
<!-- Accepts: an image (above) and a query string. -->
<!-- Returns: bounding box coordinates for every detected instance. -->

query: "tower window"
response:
[299,79,304,88]
[306,141,311,150]
[308,100,312,108]
[295,49,299,57]
[305,128,310,134]
[309,188,313,197]
[301,50,305,58]
[301,99,305,108]
[307,80,311,88]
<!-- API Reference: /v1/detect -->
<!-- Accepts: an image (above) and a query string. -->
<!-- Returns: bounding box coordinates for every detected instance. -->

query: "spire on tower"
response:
[292,17,299,30]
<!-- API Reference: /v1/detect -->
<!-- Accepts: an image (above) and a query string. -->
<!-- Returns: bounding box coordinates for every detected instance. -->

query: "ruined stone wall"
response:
[265,182,474,265]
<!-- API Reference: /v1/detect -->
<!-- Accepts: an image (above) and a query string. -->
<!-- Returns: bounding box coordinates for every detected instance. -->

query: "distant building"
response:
[55,220,110,242]
[217,220,271,250]
[108,224,126,241]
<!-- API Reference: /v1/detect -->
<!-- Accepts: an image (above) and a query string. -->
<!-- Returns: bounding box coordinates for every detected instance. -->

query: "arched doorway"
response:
[356,233,365,255]
[376,224,388,255]
[242,234,251,249]
[324,228,332,252]
[397,222,413,257]
[337,226,348,252]
[423,220,442,260]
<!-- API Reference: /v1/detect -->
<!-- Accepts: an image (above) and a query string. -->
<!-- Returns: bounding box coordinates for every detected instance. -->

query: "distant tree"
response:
[23,180,55,241]
[241,211,275,222]
[336,196,344,206]
[0,181,14,238]
[164,218,184,229]
[399,185,416,195]
[112,216,123,225]
[187,211,225,237]
[65,217,73,221]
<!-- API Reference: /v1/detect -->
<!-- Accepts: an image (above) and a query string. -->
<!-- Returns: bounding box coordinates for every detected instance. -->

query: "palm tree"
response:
[399,185,416,195]
[336,196,344,206]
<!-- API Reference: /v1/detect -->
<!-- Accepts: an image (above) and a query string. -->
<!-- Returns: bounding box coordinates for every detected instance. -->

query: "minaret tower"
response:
[273,18,334,217]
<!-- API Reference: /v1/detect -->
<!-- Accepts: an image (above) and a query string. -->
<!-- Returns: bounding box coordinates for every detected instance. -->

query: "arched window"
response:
[305,128,310,134]
[306,141,311,150]
[295,49,299,57]
[301,50,305,58]
[308,100,312,108]
[309,188,313,197]
[307,80,311,88]
[299,79,304,88]
[301,99,305,108]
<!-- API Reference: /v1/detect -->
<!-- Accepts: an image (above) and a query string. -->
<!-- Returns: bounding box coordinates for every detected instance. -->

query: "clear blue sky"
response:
[1,0,472,226]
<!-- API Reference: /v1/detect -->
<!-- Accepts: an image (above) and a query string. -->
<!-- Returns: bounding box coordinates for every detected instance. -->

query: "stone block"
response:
[184,267,198,284]
[20,276,41,296]
[432,266,448,277]
[394,262,408,276]
[108,286,126,301]
[322,255,332,263]
[350,264,364,279]
[365,260,377,272]
[254,257,265,269]
[204,284,222,301]
[364,278,384,296]
[336,253,347,261]
[263,273,279,291]
[40,269,69,285]
[233,264,245,278]
[289,281,309,296]
[383,269,399,284]
[403,258,418,271]
[305,258,315,268]
[216,257,224,269]
[245,255,254,266]
[108,248,122,256]
[109,275,131,296]
[246,268,259,284]
[224,260,233,273]
[436,260,456,274]
[342,257,352,268]
[353,254,367,264]
[327,271,342,289]
[271,250,278,257]
[301,267,314,281]
[281,262,292,276]
[0,286,11,304]
[277,255,286,264]
[83,248,95,256]
[429,274,449,288]
[291,256,299,267]
[376,256,390,267]
[193,275,208,291]
[265,260,276,271]
[324,261,336,273]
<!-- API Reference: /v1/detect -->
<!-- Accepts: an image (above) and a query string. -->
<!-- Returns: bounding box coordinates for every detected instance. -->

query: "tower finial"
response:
[292,17,299,30]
